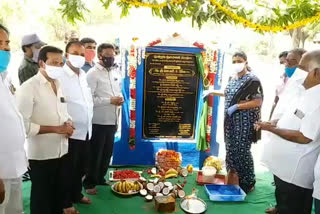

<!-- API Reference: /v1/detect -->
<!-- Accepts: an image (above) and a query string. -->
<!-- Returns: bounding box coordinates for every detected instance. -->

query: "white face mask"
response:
[68,54,85,69]
[231,62,246,75]
[45,64,64,79]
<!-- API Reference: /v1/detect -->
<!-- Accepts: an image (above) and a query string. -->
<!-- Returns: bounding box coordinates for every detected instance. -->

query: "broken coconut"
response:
[162,187,170,195]
[147,183,154,192]
[153,185,161,193]
[180,168,188,177]
[158,182,164,190]
[145,194,153,202]
[177,190,186,198]
[164,182,172,187]
[151,167,157,175]
[140,189,147,196]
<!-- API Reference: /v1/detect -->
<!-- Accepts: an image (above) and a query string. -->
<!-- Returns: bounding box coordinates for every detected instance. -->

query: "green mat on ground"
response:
[23,167,278,214]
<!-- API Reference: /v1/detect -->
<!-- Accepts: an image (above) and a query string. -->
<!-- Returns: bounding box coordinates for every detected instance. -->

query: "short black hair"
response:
[0,24,9,35]
[38,46,63,63]
[279,51,288,59]
[80,37,97,45]
[22,44,32,53]
[65,41,84,53]
[232,51,248,61]
[97,43,114,55]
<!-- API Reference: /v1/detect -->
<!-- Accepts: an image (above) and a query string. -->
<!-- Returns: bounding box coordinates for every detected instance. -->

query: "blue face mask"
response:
[0,50,11,73]
[285,67,297,78]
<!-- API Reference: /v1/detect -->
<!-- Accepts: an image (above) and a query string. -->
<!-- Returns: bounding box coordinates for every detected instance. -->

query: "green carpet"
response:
[21,167,283,214]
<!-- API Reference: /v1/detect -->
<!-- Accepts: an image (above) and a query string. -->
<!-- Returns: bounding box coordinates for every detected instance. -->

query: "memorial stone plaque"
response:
[143,52,200,139]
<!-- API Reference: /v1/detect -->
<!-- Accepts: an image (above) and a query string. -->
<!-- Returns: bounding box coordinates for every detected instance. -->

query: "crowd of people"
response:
[0,24,122,214]
[1,21,320,214]
[224,48,320,214]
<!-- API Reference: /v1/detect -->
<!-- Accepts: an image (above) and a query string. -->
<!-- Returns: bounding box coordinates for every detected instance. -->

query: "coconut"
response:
[162,187,170,195]
[175,184,183,190]
[147,183,154,192]
[180,168,188,177]
[158,182,165,190]
[156,193,164,197]
[153,178,159,184]
[139,177,147,183]
[140,189,147,196]
[164,182,172,187]
[151,167,157,174]
[153,185,161,193]
[177,190,185,198]
[145,194,153,201]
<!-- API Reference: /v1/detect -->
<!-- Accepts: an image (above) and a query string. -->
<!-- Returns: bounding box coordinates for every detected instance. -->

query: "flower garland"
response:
[128,40,138,150]
[119,0,320,32]
[210,0,320,32]
[202,49,218,152]
[120,0,186,9]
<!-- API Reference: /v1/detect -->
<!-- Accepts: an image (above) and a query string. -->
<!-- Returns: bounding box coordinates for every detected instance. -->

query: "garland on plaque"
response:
[128,39,138,150]
[203,50,218,150]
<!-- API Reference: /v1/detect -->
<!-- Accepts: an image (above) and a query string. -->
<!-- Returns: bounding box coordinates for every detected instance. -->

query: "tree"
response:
[58,0,320,48]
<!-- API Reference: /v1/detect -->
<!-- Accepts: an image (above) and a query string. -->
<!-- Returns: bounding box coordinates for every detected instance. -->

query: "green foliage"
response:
[58,0,320,37]
[58,0,89,24]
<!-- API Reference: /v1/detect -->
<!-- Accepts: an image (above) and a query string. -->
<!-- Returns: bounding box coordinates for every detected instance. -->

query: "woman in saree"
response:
[224,51,263,193]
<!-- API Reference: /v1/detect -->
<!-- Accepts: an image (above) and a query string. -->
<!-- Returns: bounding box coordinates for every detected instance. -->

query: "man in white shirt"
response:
[271,48,307,121]
[84,43,123,194]
[258,50,320,214]
[16,46,77,214]
[0,24,28,214]
[308,51,320,214]
[266,49,307,214]
[59,41,93,205]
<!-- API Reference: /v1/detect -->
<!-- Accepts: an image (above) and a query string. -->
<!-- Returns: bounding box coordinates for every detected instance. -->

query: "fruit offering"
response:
[187,165,193,173]
[113,180,142,194]
[113,170,140,180]
[165,168,179,179]
[156,150,182,172]
[138,178,186,202]
[203,156,223,172]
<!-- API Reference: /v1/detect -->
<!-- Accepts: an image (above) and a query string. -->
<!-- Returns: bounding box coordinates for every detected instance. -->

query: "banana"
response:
[165,173,178,179]
[134,183,139,191]
[166,168,178,175]
[118,182,122,193]
[122,181,127,193]
[151,174,162,178]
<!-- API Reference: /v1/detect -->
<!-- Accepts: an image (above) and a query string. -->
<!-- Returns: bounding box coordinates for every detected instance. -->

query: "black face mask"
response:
[102,56,115,68]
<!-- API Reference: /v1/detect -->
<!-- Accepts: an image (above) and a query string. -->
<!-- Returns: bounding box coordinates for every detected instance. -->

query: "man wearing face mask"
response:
[80,38,97,72]
[84,43,124,195]
[16,46,77,214]
[0,24,28,214]
[58,41,93,206]
[18,34,46,85]
[271,48,307,121]
[259,50,320,214]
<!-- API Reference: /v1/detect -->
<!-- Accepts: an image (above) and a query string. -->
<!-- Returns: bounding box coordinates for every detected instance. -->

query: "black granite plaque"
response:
[143,52,199,139]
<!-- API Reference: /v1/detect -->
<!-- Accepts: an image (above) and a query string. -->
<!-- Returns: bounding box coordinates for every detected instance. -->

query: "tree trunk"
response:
[291,28,301,48]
